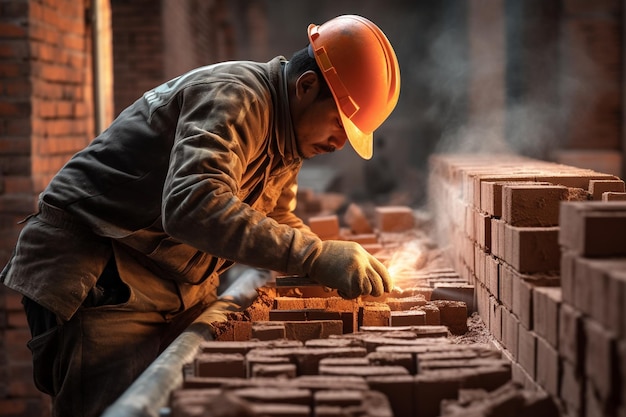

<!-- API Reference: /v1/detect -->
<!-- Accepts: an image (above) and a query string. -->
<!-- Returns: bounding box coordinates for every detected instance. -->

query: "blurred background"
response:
[0,1,624,415]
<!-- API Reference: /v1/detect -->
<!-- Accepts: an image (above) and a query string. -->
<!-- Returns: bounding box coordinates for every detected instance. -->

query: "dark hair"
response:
[287,46,333,100]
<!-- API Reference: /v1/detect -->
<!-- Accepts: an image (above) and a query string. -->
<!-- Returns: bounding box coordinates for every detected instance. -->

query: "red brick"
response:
[502,184,568,227]
[558,303,584,369]
[319,364,409,378]
[194,353,246,378]
[603,191,626,201]
[608,270,626,338]
[560,358,583,415]
[588,179,625,200]
[374,206,415,232]
[343,203,374,234]
[385,295,427,311]
[499,263,513,309]
[485,255,500,297]
[503,224,560,274]
[536,335,559,397]
[429,300,468,335]
[533,286,561,348]
[359,303,391,327]
[517,324,536,379]
[501,308,519,359]
[390,310,426,327]
[584,318,618,402]
[560,250,576,305]
[366,375,415,417]
[308,215,340,240]
[251,323,285,341]
[559,201,626,257]
[489,296,502,341]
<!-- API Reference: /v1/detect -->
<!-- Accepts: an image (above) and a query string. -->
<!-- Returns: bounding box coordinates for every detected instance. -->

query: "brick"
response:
[558,303,584,369]
[384,295,427,311]
[511,274,533,329]
[314,389,363,407]
[194,353,246,378]
[476,210,491,250]
[491,218,505,258]
[536,335,559,397]
[415,370,464,417]
[374,206,415,232]
[559,201,626,257]
[501,309,519,359]
[366,375,415,417]
[584,318,618,402]
[343,203,374,234]
[308,215,340,239]
[485,255,500,297]
[347,233,378,245]
[251,323,286,341]
[282,320,343,342]
[273,297,305,310]
[359,303,391,327]
[480,180,548,218]
[390,310,426,327]
[588,179,625,200]
[608,270,626,338]
[503,224,560,273]
[560,358,583,415]
[246,355,292,378]
[367,351,414,374]
[502,184,568,227]
[250,403,310,416]
[517,324,536,379]
[319,364,409,378]
[249,363,297,378]
[429,300,468,335]
[560,250,576,306]
[499,264,513,309]
[246,346,367,376]
[489,296,502,341]
[533,286,561,348]
[603,191,626,201]
[431,283,475,313]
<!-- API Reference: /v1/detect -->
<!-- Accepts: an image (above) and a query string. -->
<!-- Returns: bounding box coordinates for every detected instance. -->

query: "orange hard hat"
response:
[307,15,401,160]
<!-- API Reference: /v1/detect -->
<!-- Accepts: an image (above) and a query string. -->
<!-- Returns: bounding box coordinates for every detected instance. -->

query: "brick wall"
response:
[429,153,626,416]
[0,0,95,416]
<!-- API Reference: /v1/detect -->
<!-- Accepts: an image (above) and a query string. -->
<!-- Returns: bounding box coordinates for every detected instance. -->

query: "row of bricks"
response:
[175,334,555,417]
[429,154,620,212]
[170,386,393,417]
[307,204,416,240]
[214,300,468,343]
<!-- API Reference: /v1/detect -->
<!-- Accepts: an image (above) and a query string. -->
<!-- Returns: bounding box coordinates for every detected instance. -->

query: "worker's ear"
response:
[294,70,320,104]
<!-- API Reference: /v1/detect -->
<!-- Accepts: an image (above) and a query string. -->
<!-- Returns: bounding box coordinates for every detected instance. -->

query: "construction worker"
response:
[0,15,400,417]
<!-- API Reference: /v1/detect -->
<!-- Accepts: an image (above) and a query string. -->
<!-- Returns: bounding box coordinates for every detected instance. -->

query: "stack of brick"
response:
[169,330,559,417]
[559,202,626,416]
[427,153,625,415]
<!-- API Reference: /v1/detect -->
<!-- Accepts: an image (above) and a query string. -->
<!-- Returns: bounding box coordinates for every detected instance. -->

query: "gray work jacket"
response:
[1,56,321,321]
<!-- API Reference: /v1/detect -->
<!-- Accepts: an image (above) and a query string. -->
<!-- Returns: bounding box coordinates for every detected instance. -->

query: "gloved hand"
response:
[306,240,393,299]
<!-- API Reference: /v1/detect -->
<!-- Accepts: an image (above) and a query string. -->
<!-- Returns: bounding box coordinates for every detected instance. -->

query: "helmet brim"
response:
[339,110,373,160]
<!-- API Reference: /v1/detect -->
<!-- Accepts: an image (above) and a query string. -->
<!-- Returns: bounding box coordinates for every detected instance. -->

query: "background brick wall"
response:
[1,0,94,415]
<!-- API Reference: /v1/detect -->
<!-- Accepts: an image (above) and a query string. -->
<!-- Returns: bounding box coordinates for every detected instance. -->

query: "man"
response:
[1,14,400,417]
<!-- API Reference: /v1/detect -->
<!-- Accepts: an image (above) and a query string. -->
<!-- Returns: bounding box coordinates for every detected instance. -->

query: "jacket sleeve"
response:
[160,81,322,275]
[267,170,315,234]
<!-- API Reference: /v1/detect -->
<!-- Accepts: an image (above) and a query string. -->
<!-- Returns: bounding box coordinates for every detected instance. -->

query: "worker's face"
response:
[290,71,348,159]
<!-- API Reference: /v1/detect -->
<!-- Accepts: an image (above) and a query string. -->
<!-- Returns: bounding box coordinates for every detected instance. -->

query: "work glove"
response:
[306,240,393,299]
